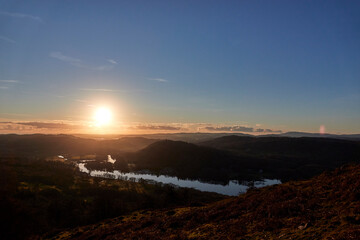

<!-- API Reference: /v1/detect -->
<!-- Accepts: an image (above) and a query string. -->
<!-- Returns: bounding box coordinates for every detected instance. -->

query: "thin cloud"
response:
[0,122,34,131]
[0,80,21,90]
[0,11,42,22]
[134,125,181,131]
[204,126,254,132]
[107,59,117,64]
[203,126,231,131]
[149,78,168,83]
[18,122,83,129]
[50,52,82,65]
[0,36,16,44]
[50,52,115,71]
[0,80,20,83]
[202,125,282,133]
[0,121,86,133]
[231,126,253,132]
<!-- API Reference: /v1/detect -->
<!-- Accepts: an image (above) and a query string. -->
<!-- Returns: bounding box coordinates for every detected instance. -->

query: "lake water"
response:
[77,161,281,196]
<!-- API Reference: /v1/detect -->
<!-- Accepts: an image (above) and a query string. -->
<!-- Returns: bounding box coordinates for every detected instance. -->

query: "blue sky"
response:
[0,0,359,134]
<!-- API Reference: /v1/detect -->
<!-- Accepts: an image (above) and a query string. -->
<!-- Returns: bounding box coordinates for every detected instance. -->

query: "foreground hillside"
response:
[53,164,360,240]
[0,157,224,240]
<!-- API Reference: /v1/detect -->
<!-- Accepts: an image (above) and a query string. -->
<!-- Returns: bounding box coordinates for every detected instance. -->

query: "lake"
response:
[77,159,281,196]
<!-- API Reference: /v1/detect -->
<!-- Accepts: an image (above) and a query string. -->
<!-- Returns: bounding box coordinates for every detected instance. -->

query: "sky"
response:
[0,0,359,134]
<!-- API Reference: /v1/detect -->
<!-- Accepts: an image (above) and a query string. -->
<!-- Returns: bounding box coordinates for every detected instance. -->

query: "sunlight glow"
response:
[319,125,326,135]
[93,107,112,127]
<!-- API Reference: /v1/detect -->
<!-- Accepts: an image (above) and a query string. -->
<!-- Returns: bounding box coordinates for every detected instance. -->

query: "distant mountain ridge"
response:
[275,131,360,140]
[76,131,360,142]
[0,134,158,157]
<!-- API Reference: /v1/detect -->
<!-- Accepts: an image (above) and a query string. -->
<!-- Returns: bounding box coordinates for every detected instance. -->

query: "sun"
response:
[93,107,112,127]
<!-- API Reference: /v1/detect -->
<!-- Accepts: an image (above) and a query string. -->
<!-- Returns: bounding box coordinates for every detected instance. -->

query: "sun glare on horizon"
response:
[93,107,112,127]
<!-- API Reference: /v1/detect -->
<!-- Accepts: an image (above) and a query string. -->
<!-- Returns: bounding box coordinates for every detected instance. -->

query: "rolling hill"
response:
[199,135,360,159]
[117,137,360,183]
[198,135,360,181]
[126,140,249,183]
